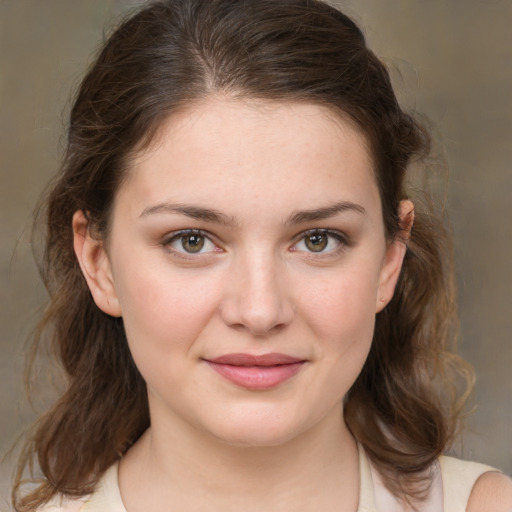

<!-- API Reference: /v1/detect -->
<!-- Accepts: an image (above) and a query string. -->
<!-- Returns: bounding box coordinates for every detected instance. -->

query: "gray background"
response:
[1,0,511,507]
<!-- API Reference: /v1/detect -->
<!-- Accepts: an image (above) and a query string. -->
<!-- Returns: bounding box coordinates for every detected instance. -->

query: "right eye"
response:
[165,230,218,255]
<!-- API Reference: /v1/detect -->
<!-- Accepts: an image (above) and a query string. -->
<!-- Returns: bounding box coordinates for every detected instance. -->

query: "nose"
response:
[220,250,294,336]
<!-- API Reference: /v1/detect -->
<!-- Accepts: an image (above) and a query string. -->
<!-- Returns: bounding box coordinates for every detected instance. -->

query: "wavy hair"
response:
[13,0,471,509]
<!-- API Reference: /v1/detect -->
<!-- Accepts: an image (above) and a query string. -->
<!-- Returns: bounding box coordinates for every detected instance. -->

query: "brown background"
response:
[1,0,511,507]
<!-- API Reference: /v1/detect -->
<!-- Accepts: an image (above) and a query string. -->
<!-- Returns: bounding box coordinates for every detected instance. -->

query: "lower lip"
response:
[206,361,304,390]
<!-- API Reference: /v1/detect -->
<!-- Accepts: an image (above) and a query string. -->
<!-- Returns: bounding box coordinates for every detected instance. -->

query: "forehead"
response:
[120,96,380,220]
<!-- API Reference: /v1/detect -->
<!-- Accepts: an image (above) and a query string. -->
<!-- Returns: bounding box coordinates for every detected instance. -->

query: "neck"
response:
[119,406,359,512]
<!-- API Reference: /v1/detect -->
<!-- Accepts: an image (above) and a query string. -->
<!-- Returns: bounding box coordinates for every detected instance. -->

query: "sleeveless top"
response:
[41,446,496,512]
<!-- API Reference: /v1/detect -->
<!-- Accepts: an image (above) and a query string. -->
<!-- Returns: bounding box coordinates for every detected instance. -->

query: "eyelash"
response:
[161,228,350,259]
[291,229,350,257]
[162,229,220,259]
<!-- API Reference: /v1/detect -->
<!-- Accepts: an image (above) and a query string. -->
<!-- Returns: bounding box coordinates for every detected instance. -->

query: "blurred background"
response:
[1,0,511,507]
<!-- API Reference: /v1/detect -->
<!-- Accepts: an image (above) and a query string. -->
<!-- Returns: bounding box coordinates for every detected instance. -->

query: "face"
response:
[75,96,407,447]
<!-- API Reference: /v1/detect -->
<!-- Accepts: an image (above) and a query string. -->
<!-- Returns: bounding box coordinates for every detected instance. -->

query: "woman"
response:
[12,0,512,511]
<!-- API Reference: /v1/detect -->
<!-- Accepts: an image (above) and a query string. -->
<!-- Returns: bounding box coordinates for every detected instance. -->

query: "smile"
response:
[204,353,306,390]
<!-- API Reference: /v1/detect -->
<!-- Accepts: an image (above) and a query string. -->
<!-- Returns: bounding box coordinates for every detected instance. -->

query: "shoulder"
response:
[439,455,510,511]
[467,471,512,512]
[36,462,122,512]
[37,496,88,512]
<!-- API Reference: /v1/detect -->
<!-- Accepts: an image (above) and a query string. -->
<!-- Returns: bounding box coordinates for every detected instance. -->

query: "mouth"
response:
[204,353,306,390]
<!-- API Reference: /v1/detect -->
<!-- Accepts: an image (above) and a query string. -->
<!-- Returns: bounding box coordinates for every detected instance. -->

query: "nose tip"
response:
[222,301,293,336]
[220,259,294,336]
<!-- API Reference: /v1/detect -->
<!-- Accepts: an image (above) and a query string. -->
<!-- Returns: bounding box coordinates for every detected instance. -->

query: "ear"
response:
[375,200,414,313]
[73,210,122,317]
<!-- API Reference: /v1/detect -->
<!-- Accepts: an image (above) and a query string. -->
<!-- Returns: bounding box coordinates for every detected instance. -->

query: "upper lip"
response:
[206,353,304,366]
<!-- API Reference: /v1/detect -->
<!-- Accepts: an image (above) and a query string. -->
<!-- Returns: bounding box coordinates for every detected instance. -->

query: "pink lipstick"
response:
[205,353,305,390]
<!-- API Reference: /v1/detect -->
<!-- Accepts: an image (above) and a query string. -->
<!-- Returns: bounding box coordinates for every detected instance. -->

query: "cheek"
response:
[111,256,222,371]
[297,264,379,379]
[303,265,379,336]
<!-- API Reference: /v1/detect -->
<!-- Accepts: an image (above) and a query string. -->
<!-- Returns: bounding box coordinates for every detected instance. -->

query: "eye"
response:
[293,229,346,254]
[165,230,218,255]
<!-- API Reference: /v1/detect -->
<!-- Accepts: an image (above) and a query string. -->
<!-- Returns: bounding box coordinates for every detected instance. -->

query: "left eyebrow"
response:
[285,201,366,225]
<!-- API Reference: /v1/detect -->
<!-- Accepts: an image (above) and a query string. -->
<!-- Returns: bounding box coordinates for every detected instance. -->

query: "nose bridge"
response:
[221,245,293,335]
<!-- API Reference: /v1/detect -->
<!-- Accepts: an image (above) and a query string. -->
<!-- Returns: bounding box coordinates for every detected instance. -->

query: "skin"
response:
[73,96,413,511]
[468,472,512,512]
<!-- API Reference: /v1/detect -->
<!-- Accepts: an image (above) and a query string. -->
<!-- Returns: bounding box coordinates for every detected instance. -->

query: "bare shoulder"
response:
[467,471,512,512]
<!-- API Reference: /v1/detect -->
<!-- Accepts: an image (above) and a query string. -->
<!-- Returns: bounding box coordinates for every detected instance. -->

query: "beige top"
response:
[41,447,496,512]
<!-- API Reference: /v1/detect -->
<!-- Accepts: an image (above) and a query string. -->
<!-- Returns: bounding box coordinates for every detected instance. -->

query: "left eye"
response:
[293,230,344,253]
[166,231,217,254]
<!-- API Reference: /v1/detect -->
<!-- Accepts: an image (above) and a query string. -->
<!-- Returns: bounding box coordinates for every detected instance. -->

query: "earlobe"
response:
[72,210,122,317]
[375,200,414,313]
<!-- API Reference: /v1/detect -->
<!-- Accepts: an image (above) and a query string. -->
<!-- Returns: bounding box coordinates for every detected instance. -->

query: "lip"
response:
[204,353,306,390]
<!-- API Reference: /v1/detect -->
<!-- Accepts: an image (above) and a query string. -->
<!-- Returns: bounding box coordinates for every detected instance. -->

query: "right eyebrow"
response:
[139,202,236,226]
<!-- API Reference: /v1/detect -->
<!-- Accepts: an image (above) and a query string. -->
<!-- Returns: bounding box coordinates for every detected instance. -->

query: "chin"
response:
[202,404,310,448]
[213,425,301,449]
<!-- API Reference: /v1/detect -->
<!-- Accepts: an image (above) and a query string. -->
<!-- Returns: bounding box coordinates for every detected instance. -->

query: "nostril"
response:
[221,308,291,336]
[229,322,247,333]
[219,268,294,334]
[243,320,289,337]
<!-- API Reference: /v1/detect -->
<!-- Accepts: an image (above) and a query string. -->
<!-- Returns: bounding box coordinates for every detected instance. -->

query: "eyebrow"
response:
[139,200,366,226]
[139,203,235,226]
[285,201,366,225]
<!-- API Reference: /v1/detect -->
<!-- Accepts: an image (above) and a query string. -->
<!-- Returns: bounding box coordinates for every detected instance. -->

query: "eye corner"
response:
[291,228,350,257]
[162,229,221,258]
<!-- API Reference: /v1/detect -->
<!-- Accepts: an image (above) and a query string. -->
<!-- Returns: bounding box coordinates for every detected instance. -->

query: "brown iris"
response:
[181,234,205,253]
[305,233,328,252]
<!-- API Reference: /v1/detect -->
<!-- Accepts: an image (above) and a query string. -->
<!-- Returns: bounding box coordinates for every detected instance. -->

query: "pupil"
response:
[182,234,204,253]
[306,234,327,252]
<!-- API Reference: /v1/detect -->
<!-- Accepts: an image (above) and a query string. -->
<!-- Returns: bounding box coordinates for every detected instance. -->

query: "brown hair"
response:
[13,0,471,509]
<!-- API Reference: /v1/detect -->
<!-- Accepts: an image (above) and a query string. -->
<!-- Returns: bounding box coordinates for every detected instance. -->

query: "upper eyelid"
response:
[164,228,217,243]
[299,227,344,235]
[293,228,348,242]
[161,227,349,248]
[162,229,220,254]
[291,229,350,256]
[162,227,347,238]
